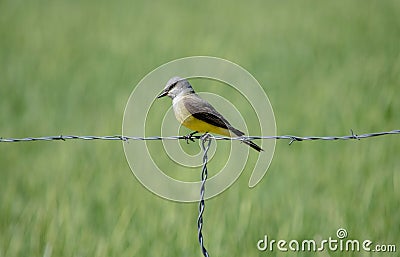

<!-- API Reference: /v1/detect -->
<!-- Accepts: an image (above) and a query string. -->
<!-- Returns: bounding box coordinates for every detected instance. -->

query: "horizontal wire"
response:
[0,129,399,144]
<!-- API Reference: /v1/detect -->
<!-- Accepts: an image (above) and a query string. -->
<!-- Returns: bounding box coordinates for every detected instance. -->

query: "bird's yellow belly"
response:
[181,115,230,135]
[173,99,230,136]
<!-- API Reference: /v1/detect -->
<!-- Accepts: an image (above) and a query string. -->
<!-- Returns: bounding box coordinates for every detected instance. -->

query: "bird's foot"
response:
[183,131,198,144]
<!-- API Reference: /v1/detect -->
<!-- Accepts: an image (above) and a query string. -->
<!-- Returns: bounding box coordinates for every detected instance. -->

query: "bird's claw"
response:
[183,131,198,144]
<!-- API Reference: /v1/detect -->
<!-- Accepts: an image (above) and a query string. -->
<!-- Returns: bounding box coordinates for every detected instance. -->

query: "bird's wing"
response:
[183,95,245,136]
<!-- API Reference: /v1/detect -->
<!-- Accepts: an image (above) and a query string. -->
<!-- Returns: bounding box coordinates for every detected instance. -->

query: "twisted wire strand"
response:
[197,134,212,257]
[2,129,399,257]
[1,129,399,143]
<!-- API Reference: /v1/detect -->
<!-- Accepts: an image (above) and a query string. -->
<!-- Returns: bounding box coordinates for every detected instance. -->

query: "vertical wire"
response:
[197,134,212,257]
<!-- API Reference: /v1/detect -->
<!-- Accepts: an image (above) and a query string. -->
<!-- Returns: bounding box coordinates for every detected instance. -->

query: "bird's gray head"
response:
[157,76,195,99]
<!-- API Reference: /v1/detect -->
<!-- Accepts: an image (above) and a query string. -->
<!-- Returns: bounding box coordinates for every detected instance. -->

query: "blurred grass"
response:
[1,0,399,256]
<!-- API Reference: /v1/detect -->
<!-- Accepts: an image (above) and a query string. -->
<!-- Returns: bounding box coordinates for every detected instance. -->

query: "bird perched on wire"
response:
[157,76,263,152]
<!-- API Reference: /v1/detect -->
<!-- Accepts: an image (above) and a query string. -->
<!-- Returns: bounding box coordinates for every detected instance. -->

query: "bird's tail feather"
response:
[242,139,264,152]
[229,126,263,152]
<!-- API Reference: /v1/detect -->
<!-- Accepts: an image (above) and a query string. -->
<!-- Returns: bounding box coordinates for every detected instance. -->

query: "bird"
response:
[157,76,263,152]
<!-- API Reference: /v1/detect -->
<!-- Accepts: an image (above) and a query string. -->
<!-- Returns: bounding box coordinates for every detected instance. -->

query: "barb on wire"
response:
[0,129,399,144]
[197,133,212,257]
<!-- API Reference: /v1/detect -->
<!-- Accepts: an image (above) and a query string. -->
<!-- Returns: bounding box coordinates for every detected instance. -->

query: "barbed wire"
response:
[2,129,399,257]
[198,134,212,257]
[1,129,399,145]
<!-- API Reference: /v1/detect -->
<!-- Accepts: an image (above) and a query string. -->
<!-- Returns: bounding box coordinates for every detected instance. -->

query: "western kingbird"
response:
[157,77,263,152]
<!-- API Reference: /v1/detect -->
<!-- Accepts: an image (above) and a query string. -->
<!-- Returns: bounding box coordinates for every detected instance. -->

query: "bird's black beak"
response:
[157,89,168,99]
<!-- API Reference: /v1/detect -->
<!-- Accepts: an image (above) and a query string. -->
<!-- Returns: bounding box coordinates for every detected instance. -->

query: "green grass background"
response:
[1,0,399,256]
